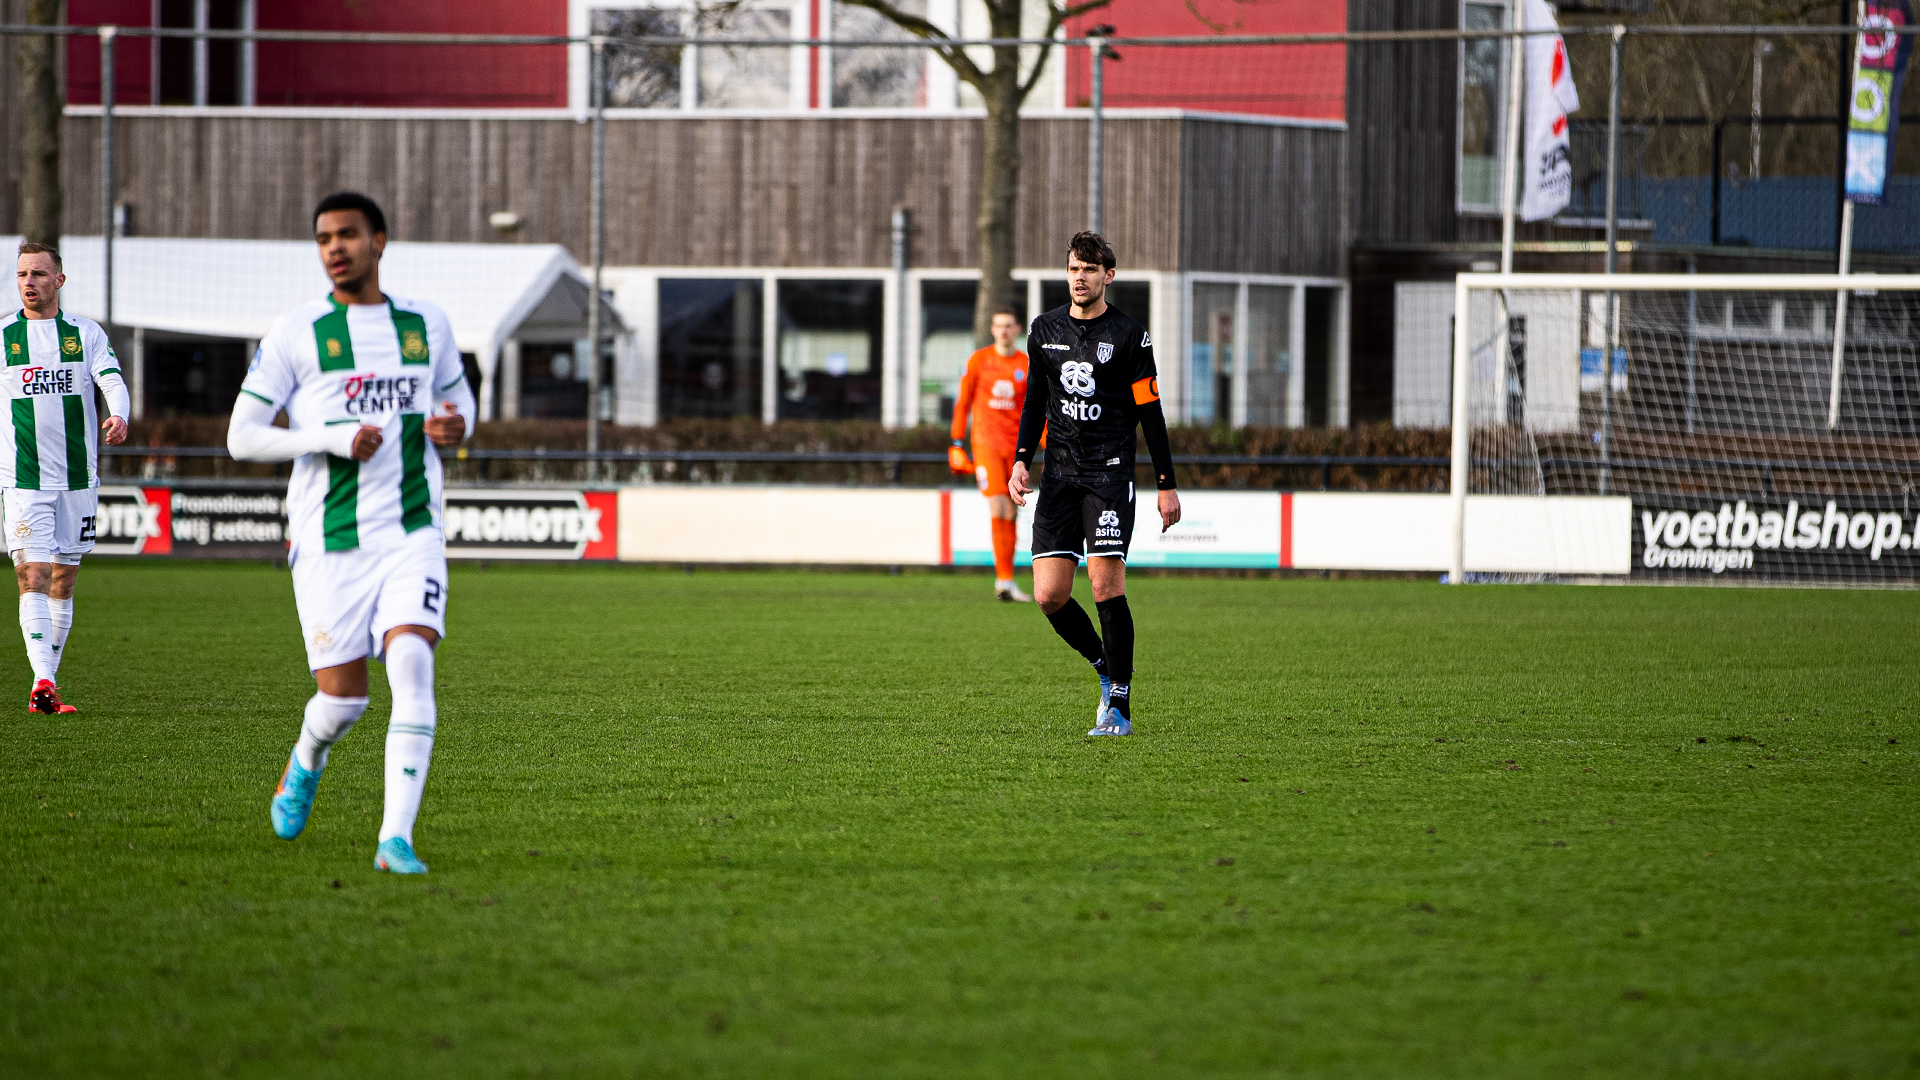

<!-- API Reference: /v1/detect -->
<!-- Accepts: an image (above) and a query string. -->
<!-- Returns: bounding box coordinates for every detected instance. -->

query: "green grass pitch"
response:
[2,561,1917,1078]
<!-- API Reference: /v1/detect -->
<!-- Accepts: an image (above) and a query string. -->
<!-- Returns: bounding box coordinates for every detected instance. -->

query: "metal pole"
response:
[1829,5,1862,434]
[1088,34,1104,234]
[1600,25,1623,496]
[1498,2,1525,274]
[892,206,910,427]
[585,38,606,480]
[1829,200,1855,432]
[100,26,116,328]
[1449,279,1471,584]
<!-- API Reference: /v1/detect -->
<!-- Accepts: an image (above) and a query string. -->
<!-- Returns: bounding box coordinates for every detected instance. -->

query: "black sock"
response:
[1096,595,1134,718]
[1044,598,1106,668]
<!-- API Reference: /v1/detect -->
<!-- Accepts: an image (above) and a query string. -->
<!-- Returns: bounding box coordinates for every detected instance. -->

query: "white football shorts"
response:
[4,487,99,566]
[291,526,448,671]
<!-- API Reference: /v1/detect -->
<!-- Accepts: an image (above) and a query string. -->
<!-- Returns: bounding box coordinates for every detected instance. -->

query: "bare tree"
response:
[839,0,1110,344]
[18,0,62,247]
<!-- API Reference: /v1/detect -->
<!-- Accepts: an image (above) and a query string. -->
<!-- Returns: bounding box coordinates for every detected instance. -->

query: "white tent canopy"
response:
[2,236,622,420]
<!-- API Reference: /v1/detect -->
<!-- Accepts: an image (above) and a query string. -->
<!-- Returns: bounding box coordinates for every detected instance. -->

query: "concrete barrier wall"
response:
[616,486,1632,575]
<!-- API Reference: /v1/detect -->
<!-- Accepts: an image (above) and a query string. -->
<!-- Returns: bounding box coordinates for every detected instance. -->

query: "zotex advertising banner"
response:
[443,489,616,560]
[1635,497,1920,581]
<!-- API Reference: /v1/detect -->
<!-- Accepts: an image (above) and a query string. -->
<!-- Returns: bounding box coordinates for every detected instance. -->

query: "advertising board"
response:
[89,485,617,561]
[1632,496,1920,582]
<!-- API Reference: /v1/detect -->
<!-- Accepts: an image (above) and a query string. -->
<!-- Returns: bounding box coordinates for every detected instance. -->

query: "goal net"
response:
[1448,272,1920,586]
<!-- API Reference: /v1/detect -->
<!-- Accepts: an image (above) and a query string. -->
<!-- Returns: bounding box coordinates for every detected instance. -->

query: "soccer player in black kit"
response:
[1008,232,1181,737]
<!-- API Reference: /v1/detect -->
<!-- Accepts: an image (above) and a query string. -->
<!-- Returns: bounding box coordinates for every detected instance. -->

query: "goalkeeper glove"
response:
[948,440,975,474]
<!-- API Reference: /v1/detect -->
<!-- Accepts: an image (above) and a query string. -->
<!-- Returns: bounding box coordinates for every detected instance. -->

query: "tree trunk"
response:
[19,0,64,248]
[974,56,1023,346]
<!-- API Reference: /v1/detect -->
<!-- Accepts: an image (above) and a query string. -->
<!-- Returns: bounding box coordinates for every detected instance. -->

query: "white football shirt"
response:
[0,310,126,490]
[239,294,471,562]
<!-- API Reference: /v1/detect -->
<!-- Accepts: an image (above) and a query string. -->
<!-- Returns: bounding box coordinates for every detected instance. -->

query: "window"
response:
[588,3,796,109]
[597,8,684,108]
[832,0,928,108]
[919,280,1031,425]
[777,280,883,421]
[659,279,763,420]
[518,343,590,419]
[156,0,250,106]
[1244,285,1292,428]
[147,336,249,416]
[1458,1,1510,213]
[699,8,792,109]
[1189,283,1236,425]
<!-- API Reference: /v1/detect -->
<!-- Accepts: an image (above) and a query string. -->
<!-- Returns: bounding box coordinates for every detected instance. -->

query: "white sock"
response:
[47,596,72,680]
[18,592,54,683]
[378,633,438,845]
[295,692,368,773]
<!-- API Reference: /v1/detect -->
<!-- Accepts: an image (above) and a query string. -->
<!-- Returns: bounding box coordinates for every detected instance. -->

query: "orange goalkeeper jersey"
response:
[951,346,1030,452]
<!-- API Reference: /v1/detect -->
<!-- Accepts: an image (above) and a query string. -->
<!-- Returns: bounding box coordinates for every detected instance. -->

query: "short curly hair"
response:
[1068,231,1115,270]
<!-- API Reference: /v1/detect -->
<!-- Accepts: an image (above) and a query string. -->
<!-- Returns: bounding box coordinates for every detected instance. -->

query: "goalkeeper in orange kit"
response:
[949,307,1035,601]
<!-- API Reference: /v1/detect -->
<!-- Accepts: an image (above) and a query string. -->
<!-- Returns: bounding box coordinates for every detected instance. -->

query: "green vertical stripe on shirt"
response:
[12,399,39,489]
[2,318,26,366]
[324,454,359,552]
[399,413,431,532]
[389,303,431,366]
[54,314,81,364]
[62,395,88,490]
[313,299,356,373]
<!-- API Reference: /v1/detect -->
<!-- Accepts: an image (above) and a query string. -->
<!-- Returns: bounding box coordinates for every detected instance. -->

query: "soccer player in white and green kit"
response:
[5,243,132,714]
[228,193,474,875]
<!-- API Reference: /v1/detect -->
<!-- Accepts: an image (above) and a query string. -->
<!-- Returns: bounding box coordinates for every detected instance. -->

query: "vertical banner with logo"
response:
[1847,0,1914,204]
[1519,0,1580,222]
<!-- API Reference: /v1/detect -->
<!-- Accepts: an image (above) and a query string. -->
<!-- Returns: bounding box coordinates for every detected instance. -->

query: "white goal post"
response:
[1449,272,1920,585]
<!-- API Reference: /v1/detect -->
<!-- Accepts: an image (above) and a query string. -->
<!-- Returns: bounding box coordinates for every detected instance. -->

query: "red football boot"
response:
[29,679,58,714]
[46,684,76,713]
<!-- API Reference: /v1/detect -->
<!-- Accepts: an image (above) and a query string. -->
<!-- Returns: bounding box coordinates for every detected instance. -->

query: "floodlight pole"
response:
[585,37,607,480]
[100,26,116,329]
[1600,25,1624,496]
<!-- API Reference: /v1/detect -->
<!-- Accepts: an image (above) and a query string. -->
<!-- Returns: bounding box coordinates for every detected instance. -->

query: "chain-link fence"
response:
[0,14,1915,492]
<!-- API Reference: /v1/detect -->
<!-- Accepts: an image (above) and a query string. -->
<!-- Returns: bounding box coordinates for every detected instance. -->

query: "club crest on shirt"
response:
[325,338,344,360]
[1096,342,1114,364]
[401,330,428,361]
[7,343,18,357]
[60,336,80,355]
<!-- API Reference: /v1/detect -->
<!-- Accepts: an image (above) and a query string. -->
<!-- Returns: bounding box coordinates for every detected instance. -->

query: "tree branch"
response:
[1018,0,1113,103]
[838,0,988,89]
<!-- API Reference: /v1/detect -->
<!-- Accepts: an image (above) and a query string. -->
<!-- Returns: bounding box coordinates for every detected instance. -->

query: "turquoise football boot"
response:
[375,837,429,875]
[270,752,322,840]
[1097,671,1113,726]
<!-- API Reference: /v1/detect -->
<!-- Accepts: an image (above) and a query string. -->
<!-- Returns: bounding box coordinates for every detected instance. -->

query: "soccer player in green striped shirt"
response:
[227,193,474,875]
[4,243,132,715]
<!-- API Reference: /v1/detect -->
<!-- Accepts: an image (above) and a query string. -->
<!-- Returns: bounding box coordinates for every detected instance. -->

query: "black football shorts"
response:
[1031,474,1136,562]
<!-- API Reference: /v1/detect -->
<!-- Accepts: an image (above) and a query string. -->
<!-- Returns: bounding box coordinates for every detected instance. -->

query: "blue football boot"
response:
[270,752,322,840]
[1096,671,1114,726]
[375,837,429,875]
[1088,705,1132,737]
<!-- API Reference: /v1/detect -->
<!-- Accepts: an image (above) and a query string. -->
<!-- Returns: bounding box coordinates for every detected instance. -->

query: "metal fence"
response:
[0,17,1915,458]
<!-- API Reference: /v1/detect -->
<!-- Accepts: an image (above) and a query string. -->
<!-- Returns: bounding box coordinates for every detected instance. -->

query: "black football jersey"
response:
[1022,303,1161,482]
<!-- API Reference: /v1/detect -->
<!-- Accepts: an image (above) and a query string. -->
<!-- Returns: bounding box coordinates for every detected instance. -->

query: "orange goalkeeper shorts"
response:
[974,446,1015,497]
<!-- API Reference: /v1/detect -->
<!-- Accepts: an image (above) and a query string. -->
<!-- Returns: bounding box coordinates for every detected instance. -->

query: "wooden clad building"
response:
[3,104,1346,426]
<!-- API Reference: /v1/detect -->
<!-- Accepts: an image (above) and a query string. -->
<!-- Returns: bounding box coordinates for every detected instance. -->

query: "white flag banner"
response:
[1520,0,1581,222]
